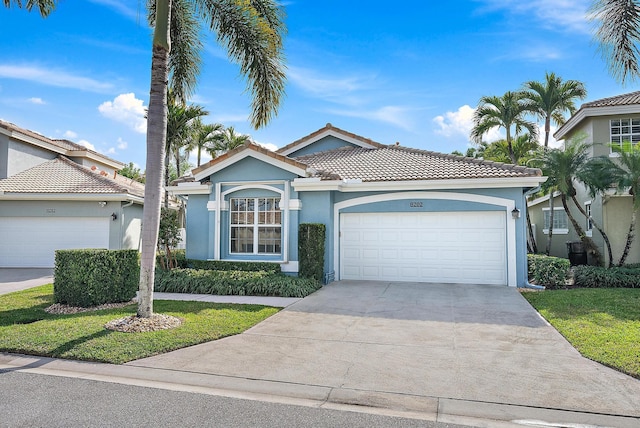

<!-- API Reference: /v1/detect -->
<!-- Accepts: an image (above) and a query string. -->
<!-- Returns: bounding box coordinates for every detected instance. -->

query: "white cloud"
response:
[28,97,45,105]
[0,64,113,93]
[254,140,278,152]
[475,0,591,33]
[329,105,415,131]
[78,139,96,151]
[538,124,562,148]
[288,65,376,105]
[433,104,503,142]
[88,0,141,21]
[98,93,147,134]
[63,130,78,139]
[106,147,117,154]
[117,137,128,150]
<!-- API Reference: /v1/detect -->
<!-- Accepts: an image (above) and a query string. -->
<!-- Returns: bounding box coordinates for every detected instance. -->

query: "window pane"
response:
[231,227,253,253]
[622,119,630,126]
[258,227,281,254]
[611,119,621,126]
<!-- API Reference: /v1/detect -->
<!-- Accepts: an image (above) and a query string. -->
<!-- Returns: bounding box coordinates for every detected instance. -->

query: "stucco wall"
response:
[287,135,361,157]
[6,139,56,178]
[604,195,640,265]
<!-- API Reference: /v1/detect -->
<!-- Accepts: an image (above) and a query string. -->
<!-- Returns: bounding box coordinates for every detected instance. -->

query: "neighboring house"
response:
[528,91,640,265]
[170,124,545,287]
[0,120,145,268]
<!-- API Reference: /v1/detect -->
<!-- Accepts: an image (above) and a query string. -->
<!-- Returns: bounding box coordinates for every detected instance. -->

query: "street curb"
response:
[2,353,639,427]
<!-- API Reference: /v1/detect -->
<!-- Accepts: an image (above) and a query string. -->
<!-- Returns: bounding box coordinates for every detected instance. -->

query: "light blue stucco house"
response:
[170,124,545,287]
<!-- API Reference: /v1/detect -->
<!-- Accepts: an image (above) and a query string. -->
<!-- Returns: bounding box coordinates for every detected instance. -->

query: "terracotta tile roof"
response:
[581,91,640,108]
[276,123,386,155]
[0,156,145,198]
[294,146,541,182]
[193,141,308,176]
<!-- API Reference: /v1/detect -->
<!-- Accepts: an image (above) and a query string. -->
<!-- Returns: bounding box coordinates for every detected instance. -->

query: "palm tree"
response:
[610,141,640,265]
[187,118,223,166]
[522,72,587,149]
[470,91,538,164]
[539,138,615,266]
[591,0,640,83]
[166,94,207,183]
[210,126,251,156]
[3,0,56,16]
[482,134,540,165]
[138,0,286,318]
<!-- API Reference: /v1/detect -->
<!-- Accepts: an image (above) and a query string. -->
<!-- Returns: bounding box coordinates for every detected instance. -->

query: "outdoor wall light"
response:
[111,212,118,221]
[511,208,521,219]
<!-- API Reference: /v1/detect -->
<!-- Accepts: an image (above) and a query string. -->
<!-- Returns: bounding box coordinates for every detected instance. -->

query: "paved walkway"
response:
[2,277,640,426]
[0,268,53,295]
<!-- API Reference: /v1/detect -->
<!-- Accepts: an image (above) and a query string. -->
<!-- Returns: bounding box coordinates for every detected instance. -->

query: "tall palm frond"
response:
[591,0,640,83]
[470,91,538,164]
[522,72,587,148]
[3,0,56,16]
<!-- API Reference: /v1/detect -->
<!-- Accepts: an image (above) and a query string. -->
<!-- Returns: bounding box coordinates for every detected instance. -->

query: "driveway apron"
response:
[129,281,640,417]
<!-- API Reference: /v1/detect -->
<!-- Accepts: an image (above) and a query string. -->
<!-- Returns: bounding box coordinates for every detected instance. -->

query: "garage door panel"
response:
[0,217,110,268]
[340,211,506,285]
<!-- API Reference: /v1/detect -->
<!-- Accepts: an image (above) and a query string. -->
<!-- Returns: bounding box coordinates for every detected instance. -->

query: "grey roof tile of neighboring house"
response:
[0,156,144,197]
[294,146,542,181]
[0,120,123,167]
[582,91,640,108]
[276,123,386,154]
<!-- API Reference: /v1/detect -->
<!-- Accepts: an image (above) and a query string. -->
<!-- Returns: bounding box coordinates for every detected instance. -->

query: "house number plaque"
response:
[409,202,423,208]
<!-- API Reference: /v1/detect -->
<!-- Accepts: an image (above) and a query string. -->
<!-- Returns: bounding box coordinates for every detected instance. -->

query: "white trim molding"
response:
[278,128,380,156]
[293,176,546,192]
[194,150,306,181]
[167,183,212,195]
[333,191,518,287]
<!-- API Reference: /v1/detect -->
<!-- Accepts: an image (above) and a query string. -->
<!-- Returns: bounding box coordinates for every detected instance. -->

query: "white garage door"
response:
[340,211,507,285]
[0,217,110,268]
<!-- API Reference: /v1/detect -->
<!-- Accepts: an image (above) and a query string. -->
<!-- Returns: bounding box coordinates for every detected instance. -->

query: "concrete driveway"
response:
[129,281,640,425]
[0,268,53,295]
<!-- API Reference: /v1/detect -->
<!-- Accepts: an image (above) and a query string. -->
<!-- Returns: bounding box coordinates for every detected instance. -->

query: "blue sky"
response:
[0,0,631,169]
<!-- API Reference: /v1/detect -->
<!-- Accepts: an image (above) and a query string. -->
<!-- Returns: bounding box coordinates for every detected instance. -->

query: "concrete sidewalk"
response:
[2,281,640,427]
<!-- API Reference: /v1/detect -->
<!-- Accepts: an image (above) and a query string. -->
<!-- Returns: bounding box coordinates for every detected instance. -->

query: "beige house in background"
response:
[528,91,640,266]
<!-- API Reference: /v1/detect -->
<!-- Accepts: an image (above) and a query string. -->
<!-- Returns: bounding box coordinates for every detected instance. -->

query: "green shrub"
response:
[527,254,571,289]
[154,269,321,297]
[574,265,640,288]
[54,249,139,307]
[299,223,326,282]
[183,259,281,273]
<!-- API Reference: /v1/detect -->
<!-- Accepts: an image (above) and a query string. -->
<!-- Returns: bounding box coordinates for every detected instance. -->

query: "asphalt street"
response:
[0,371,473,428]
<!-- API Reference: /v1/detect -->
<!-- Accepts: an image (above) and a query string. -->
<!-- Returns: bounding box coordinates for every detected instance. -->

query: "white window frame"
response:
[229,197,282,255]
[542,207,569,235]
[610,118,640,153]
[585,201,593,237]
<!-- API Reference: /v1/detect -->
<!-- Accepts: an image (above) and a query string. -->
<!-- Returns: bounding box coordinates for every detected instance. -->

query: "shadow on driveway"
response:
[0,268,54,295]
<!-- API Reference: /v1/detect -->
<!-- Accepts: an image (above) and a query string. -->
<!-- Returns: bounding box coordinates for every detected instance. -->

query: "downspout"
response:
[522,185,546,290]
[120,200,135,250]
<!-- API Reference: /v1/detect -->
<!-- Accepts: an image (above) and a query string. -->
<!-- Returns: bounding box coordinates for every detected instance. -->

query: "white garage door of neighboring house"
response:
[340,211,507,285]
[0,217,110,268]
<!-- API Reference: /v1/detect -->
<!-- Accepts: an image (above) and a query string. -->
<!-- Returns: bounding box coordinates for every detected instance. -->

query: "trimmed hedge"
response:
[154,269,321,298]
[527,254,571,289]
[574,265,640,288]
[183,259,281,273]
[54,249,139,307]
[299,223,325,282]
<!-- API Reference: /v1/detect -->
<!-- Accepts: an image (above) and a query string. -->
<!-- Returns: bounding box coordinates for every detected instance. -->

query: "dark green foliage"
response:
[182,259,281,273]
[573,265,640,288]
[54,249,139,307]
[154,269,321,298]
[158,208,183,270]
[298,223,326,282]
[527,254,571,289]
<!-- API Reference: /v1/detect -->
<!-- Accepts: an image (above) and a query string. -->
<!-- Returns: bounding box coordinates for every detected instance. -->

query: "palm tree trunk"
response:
[506,127,516,164]
[617,207,637,266]
[138,0,171,319]
[544,116,550,149]
[546,194,554,255]
[561,195,603,266]
[570,194,614,267]
[197,147,201,167]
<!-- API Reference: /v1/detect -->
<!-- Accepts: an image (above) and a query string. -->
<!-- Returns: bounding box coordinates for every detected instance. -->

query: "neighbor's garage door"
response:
[340,212,506,285]
[0,217,110,268]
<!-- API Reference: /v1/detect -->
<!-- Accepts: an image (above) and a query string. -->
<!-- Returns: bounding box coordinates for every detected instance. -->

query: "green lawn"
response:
[523,288,640,379]
[0,284,279,364]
